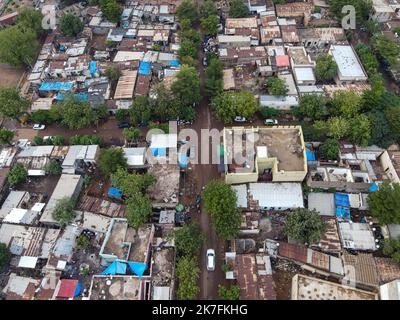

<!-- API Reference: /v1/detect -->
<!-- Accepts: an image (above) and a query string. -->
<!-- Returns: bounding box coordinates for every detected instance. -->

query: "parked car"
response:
[33,124,45,130]
[264,119,278,125]
[234,116,246,123]
[118,122,131,129]
[206,249,215,271]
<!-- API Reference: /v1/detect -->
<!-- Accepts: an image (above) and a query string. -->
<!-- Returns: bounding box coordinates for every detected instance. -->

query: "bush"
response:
[8,163,28,186]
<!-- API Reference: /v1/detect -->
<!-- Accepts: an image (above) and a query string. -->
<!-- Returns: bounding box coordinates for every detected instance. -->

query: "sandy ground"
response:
[0,64,25,87]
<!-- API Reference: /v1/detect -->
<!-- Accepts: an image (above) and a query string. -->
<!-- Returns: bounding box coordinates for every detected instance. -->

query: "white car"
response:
[33,124,46,130]
[206,249,215,271]
[234,116,246,123]
[264,119,278,125]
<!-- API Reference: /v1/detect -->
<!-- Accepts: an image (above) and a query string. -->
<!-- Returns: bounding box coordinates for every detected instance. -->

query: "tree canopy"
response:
[202,180,241,239]
[330,90,362,118]
[52,97,98,129]
[52,197,76,227]
[229,0,249,18]
[0,243,11,270]
[319,139,339,160]
[284,208,327,245]
[171,65,201,108]
[172,223,204,257]
[8,163,28,187]
[218,285,240,300]
[176,256,200,300]
[105,66,122,82]
[59,14,83,37]
[212,91,259,124]
[0,87,30,119]
[98,148,128,176]
[266,78,288,96]
[368,182,400,225]
[383,238,400,263]
[177,0,198,25]
[294,94,326,120]
[201,15,219,36]
[315,54,338,83]
[100,0,122,23]
[205,57,223,97]
[129,96,151,125]
[371,34,400,66]
[16,7,44,36]
[201,0,218,18]
[0,129,14,145]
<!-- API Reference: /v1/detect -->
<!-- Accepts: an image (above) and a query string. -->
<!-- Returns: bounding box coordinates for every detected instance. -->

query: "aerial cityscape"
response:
[0,0,400,303]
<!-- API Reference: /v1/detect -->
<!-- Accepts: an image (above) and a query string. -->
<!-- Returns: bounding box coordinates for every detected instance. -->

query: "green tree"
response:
[315,54,338,83]
[129,96,151,125]
[201,0,217,18]
[76,234,90,250]
[202,180,241,239]
[330,0,372,25]
[115,109,129,122]
[294,94,326,120]
[171,65,201,108]
[0,25,39,67]
[16,7,44,36]
[105,66,121,82]
[111,168,155,196]
[8,163,27,186]
[59,14,83,37]
[218,285,240,300]
[149,84,177,121]
[44,160,62,175]
[173,223,204,257]
[385,106,400,142]
[371,34,400,66]
[201,15,219,36]
[98,148,127,176]
[178,40,198,60]
[52,197,76,227]
[284,208,327,245]
[368,111,393,148]
[69,135,103,145]
[383,238,400,263]
[266,78,288,96]
[355,44,379,76]
[205,57,223,97]
[122,127,140,142]
[177,0,198,26]
[212,91,259,124]
[33,136,44,145]
[330,90,362,118]
[0,243,11,270]
[30,110,54,125]
[126,194,152,230]
[314,117,350,140]
[0,129,14,145]
[349,114,371,147]
[53,97,98,129]
[100,0,122,23]
[260,106,280,119]
[368,182,400,225]
[0,87,30,119]
[229,0,249,18]
[320,139,339,160]
[176,256,200,300]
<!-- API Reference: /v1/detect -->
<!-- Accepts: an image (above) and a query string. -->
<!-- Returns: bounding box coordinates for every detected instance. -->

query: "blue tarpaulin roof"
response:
[90,61,97,75]
[139,61,151,75]
[369,183,378,192]
[108,187,123,198]
[55,92,89,101]
[128,262,147,277]
[39,82,74,91]
[74,283,81,297]
[101,261,127,275]
[336,206,351,220]
[169,60,180,68]
[306,149,316,161]
[335,193,350,207]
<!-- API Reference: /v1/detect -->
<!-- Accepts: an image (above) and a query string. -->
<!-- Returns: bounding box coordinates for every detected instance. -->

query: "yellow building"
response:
[223,126,307,184]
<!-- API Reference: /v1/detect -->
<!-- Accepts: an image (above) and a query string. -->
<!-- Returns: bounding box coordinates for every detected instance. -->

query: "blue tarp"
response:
[369,183,378,192]
[128,262,147,277]
[39,82,74,91]
[108,187,123,198]
[139,61,151,75]
[178,153,188,169]
[151,147,166,157]
[74,283,81,297]
[306,149,316,161]
[336,206,351,220]
[55,92,89,101]
[169,60,181,68]
[335,193,350,207]
[90,61,97,75]
[101,261,127,275]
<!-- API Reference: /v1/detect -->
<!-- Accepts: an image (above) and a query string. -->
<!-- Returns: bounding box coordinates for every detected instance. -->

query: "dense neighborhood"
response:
[0,0,400,302]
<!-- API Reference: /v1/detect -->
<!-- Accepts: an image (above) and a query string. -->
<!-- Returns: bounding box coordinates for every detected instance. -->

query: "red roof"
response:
[57,279,78,298]
[275,55,290,67]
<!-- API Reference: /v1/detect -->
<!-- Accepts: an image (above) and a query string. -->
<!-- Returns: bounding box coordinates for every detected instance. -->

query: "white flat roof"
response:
[123,147,146,166]
[232,184,248,208]
[3,208,29,224]
[338,222,377,251]
[330,45,367,80]
[294,67,316,82]
[18,256,38,269]
[248,183,304,209]
[113,51,144,62]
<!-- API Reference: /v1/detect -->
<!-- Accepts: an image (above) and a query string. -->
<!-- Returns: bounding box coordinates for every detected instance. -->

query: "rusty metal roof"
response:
[343,252,379,287]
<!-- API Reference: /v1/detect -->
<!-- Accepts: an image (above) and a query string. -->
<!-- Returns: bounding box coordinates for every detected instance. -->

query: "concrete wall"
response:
[379,151,400,182]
